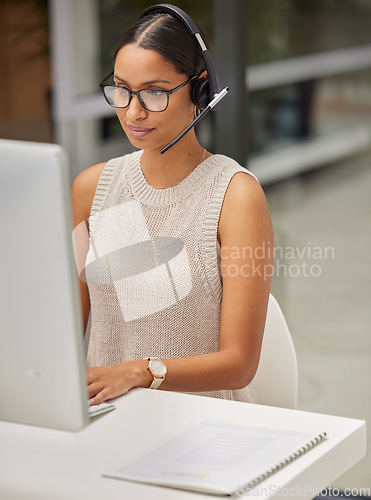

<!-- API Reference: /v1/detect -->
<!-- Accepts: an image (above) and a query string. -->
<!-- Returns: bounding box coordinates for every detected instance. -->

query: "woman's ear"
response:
[191,71,210,110]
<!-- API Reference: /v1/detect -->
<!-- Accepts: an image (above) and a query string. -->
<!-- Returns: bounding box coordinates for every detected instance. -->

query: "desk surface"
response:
[0,388,366,500]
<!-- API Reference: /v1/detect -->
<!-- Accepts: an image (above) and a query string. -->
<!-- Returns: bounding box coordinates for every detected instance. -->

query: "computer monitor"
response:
[0,139,90,431]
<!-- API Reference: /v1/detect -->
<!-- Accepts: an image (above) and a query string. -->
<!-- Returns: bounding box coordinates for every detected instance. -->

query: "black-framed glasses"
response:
[100,73,197,112]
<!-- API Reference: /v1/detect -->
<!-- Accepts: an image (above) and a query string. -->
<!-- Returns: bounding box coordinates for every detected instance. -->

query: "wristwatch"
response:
[144,357,167,389]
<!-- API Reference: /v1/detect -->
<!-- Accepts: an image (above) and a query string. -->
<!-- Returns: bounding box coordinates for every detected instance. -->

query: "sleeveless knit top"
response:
[85,150,257,403]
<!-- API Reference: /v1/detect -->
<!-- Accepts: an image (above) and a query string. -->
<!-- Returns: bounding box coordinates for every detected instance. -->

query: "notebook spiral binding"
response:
[235,431,327,494]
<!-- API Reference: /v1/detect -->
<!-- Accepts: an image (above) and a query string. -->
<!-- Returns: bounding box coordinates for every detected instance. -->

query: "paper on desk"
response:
[103,419,322,495]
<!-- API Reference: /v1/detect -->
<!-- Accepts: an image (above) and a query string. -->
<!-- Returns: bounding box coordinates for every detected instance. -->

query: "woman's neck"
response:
[140,137,207,189]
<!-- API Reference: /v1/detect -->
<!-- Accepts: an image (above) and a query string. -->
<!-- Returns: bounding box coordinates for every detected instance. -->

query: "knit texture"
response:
[85,150,257,402]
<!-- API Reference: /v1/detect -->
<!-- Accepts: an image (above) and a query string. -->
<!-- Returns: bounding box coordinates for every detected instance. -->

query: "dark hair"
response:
[113,13,209,79]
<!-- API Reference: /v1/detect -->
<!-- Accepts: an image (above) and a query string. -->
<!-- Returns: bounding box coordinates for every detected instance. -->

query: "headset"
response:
[138,3,229,153]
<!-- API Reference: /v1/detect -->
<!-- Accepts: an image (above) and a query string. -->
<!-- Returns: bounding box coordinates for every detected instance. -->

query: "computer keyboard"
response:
[88,402,116,417]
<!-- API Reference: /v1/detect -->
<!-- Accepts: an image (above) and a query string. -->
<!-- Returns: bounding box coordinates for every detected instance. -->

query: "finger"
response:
[88,381,103,399]
[89,388,109,405]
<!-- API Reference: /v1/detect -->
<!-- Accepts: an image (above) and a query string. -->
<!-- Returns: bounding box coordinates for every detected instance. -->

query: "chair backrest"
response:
[249,294,298,409]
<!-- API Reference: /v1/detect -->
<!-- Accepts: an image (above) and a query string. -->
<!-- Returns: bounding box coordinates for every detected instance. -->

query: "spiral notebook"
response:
[103,419,326,496]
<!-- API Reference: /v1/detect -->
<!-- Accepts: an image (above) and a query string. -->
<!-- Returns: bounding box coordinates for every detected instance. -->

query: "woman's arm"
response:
[87,172,274,404]
[70,163,106,333]
[217,172,274,386]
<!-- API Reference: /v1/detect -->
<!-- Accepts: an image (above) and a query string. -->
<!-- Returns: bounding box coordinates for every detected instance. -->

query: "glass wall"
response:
[248,0,371,178]
[249,0,371,63]
[250,68,371,155]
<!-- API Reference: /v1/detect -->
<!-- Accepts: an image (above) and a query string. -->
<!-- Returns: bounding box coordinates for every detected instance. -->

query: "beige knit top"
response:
[85,150,257,403]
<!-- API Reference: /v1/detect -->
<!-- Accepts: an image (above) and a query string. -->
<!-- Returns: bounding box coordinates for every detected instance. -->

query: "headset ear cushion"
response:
[191,78,210,110]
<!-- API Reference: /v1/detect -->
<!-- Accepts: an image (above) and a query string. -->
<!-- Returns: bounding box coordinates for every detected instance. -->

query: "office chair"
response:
[249,294,298,409]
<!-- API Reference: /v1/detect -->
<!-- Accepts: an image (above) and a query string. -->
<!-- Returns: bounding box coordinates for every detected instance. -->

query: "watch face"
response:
[150,358,167,377]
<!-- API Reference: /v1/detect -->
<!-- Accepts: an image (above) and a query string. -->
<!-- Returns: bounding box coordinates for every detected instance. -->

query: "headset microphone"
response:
[160,87,229,154]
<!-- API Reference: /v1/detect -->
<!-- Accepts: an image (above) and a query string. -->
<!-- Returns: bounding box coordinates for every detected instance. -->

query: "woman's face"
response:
[113,44,194,152]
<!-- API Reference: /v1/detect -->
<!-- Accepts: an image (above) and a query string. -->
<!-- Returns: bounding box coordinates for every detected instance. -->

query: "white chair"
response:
[249,294,298,409]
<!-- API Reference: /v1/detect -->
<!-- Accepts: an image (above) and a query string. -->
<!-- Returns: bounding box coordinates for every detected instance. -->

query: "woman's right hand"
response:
[87,360,152,404]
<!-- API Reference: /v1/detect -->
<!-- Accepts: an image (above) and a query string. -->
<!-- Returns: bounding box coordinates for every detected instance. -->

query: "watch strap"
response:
[149,377,164,389]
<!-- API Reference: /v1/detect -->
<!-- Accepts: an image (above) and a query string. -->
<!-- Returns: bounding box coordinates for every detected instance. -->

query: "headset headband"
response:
[138,3,220,101]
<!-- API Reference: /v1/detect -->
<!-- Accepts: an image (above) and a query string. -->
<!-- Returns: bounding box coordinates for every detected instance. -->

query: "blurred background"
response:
[1,0,370,493]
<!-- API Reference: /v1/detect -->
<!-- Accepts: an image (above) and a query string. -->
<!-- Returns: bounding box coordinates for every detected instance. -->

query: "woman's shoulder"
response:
[216,154,268,226]
[71,152,138,223]
[210,154,258,183]
[217,157,272,250]
[71,162,107,225]
[71,162,106,201]
[72,151,132,198]
[71,151,137,195]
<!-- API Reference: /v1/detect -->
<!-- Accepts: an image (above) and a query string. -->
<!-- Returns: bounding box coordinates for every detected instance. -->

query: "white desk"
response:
[0,388,366,500]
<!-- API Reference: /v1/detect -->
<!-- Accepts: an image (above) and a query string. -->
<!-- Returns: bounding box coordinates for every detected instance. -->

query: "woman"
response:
[71,5,273,405]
